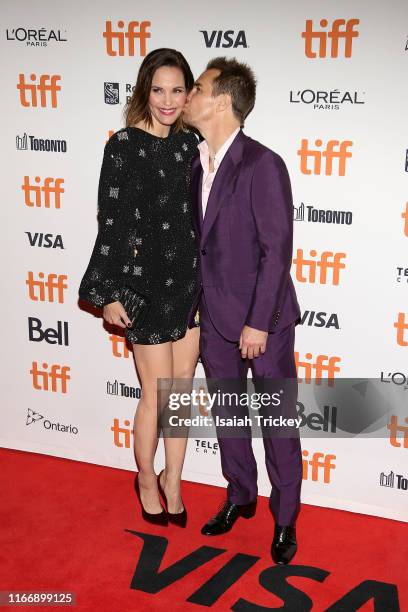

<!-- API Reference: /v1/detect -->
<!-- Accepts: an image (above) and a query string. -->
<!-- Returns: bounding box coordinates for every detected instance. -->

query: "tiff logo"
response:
[402,202,408,237]
[297,139,353,176]
[110,334,132,358]
[22,176,64,208]
[17,73,61,108]
[388,416,408,448]
[26,272,68,303]
[292,249,346,285]
[30,361,70,393]
[301,18,359,58]
[394,313,408,347]
[103,20,151,56]
[112,418,133,448]
[295,352,341,383]
[302,450,336,483]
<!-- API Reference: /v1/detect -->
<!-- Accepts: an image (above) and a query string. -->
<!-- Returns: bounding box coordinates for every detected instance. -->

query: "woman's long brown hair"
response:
[123,48,194,133]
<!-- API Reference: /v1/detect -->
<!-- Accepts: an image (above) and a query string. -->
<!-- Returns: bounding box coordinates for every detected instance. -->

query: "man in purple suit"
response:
[183,57,302,564]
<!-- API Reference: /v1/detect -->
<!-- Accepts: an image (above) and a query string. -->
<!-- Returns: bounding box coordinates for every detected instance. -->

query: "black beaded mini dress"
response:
[78,125,200,344]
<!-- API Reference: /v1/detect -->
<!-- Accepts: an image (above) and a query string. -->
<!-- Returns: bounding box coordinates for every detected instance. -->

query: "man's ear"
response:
[215,93,232,113]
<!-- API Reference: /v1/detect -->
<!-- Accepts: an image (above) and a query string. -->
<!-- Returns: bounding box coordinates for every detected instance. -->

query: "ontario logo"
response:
[26,408,78,434]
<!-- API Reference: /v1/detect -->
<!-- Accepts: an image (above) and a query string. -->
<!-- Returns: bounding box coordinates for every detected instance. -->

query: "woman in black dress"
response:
[78,49,200,526]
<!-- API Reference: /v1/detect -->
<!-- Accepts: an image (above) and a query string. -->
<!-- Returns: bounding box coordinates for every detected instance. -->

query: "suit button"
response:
[201,249,206,255]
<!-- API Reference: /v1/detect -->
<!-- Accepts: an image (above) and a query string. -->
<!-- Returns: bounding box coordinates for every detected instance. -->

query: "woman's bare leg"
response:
[132,341,173,513]
[161,327,200,513]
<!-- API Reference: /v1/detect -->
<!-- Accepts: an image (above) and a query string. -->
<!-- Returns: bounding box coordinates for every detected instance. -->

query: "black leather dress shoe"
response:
[201,499,257,536]
[271,524,297,564]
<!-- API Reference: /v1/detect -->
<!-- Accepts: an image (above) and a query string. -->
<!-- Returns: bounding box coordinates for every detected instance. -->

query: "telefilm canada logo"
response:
[5,26,67,46]
[396,266,408,284]
[16,132,67,153]
[294,202,353,225]
[26,408,78,435]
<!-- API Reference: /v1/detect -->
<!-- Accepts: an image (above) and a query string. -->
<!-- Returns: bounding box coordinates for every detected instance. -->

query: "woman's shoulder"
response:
[105,127,132,147]
[175,127,200,155]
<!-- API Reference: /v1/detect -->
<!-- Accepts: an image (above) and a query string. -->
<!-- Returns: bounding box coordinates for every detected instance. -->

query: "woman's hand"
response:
[103,301,132,329]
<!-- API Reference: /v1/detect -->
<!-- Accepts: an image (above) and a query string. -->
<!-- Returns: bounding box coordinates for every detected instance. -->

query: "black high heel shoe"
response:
[134,473,168,526]
[157,469,187,528]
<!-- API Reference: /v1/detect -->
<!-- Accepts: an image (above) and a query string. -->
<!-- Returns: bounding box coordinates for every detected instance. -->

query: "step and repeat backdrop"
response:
[2,0,407,522]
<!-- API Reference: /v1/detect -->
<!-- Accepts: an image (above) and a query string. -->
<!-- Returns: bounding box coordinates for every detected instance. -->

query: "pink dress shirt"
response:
[197,127,240,217]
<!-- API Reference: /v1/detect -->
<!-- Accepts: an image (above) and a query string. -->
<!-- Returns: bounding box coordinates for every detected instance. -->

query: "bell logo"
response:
[22,176,64,208]
[387,415,408,448]
[302,450,336,483]
[297,139,353,176]
[402,202,408,237]
[292,249,346,285]
[394,313,408,346]
[30,361,71,393]
[301,18,360,58]
[103,20,151,57]
[295,352,341,383]
[17,73,61,108]
[26,272,68,303]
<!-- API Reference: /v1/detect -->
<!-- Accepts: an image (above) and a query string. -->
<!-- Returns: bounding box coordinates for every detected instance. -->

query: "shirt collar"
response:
[198,127,240,174]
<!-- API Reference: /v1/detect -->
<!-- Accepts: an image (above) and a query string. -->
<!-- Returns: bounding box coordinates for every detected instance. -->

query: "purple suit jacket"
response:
[187,129,301,342]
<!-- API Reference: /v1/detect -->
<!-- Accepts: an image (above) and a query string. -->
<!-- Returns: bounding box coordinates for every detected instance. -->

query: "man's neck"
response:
[200,122,240,159]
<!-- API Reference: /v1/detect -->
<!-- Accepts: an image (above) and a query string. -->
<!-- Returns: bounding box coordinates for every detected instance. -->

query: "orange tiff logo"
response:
[302,18,359,58]
[394,313,408,346]
[297,139,353,176]
[112,418,133,448]
[103,20,151,56]
[402,202,408,237]
[295,353,341,384]
[110,334,132,358]
[292,249,346,284]
[302,450,336,483]
[388,415,408,448]
[26,272,67,302]
[30,361,70,393]
[22,176,64,208]
[17,73,61,108]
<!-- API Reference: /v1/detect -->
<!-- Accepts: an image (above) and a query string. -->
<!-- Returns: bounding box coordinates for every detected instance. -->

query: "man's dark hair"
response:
[206,56,256,126]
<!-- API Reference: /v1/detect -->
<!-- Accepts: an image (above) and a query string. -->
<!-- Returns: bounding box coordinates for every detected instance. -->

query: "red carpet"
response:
[1,448,406,611]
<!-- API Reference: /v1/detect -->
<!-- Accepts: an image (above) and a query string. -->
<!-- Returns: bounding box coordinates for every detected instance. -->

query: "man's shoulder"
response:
[242,132,285,166]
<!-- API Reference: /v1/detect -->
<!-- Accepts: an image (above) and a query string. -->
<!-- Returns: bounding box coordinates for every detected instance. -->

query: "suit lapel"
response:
[201,130,245,247]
